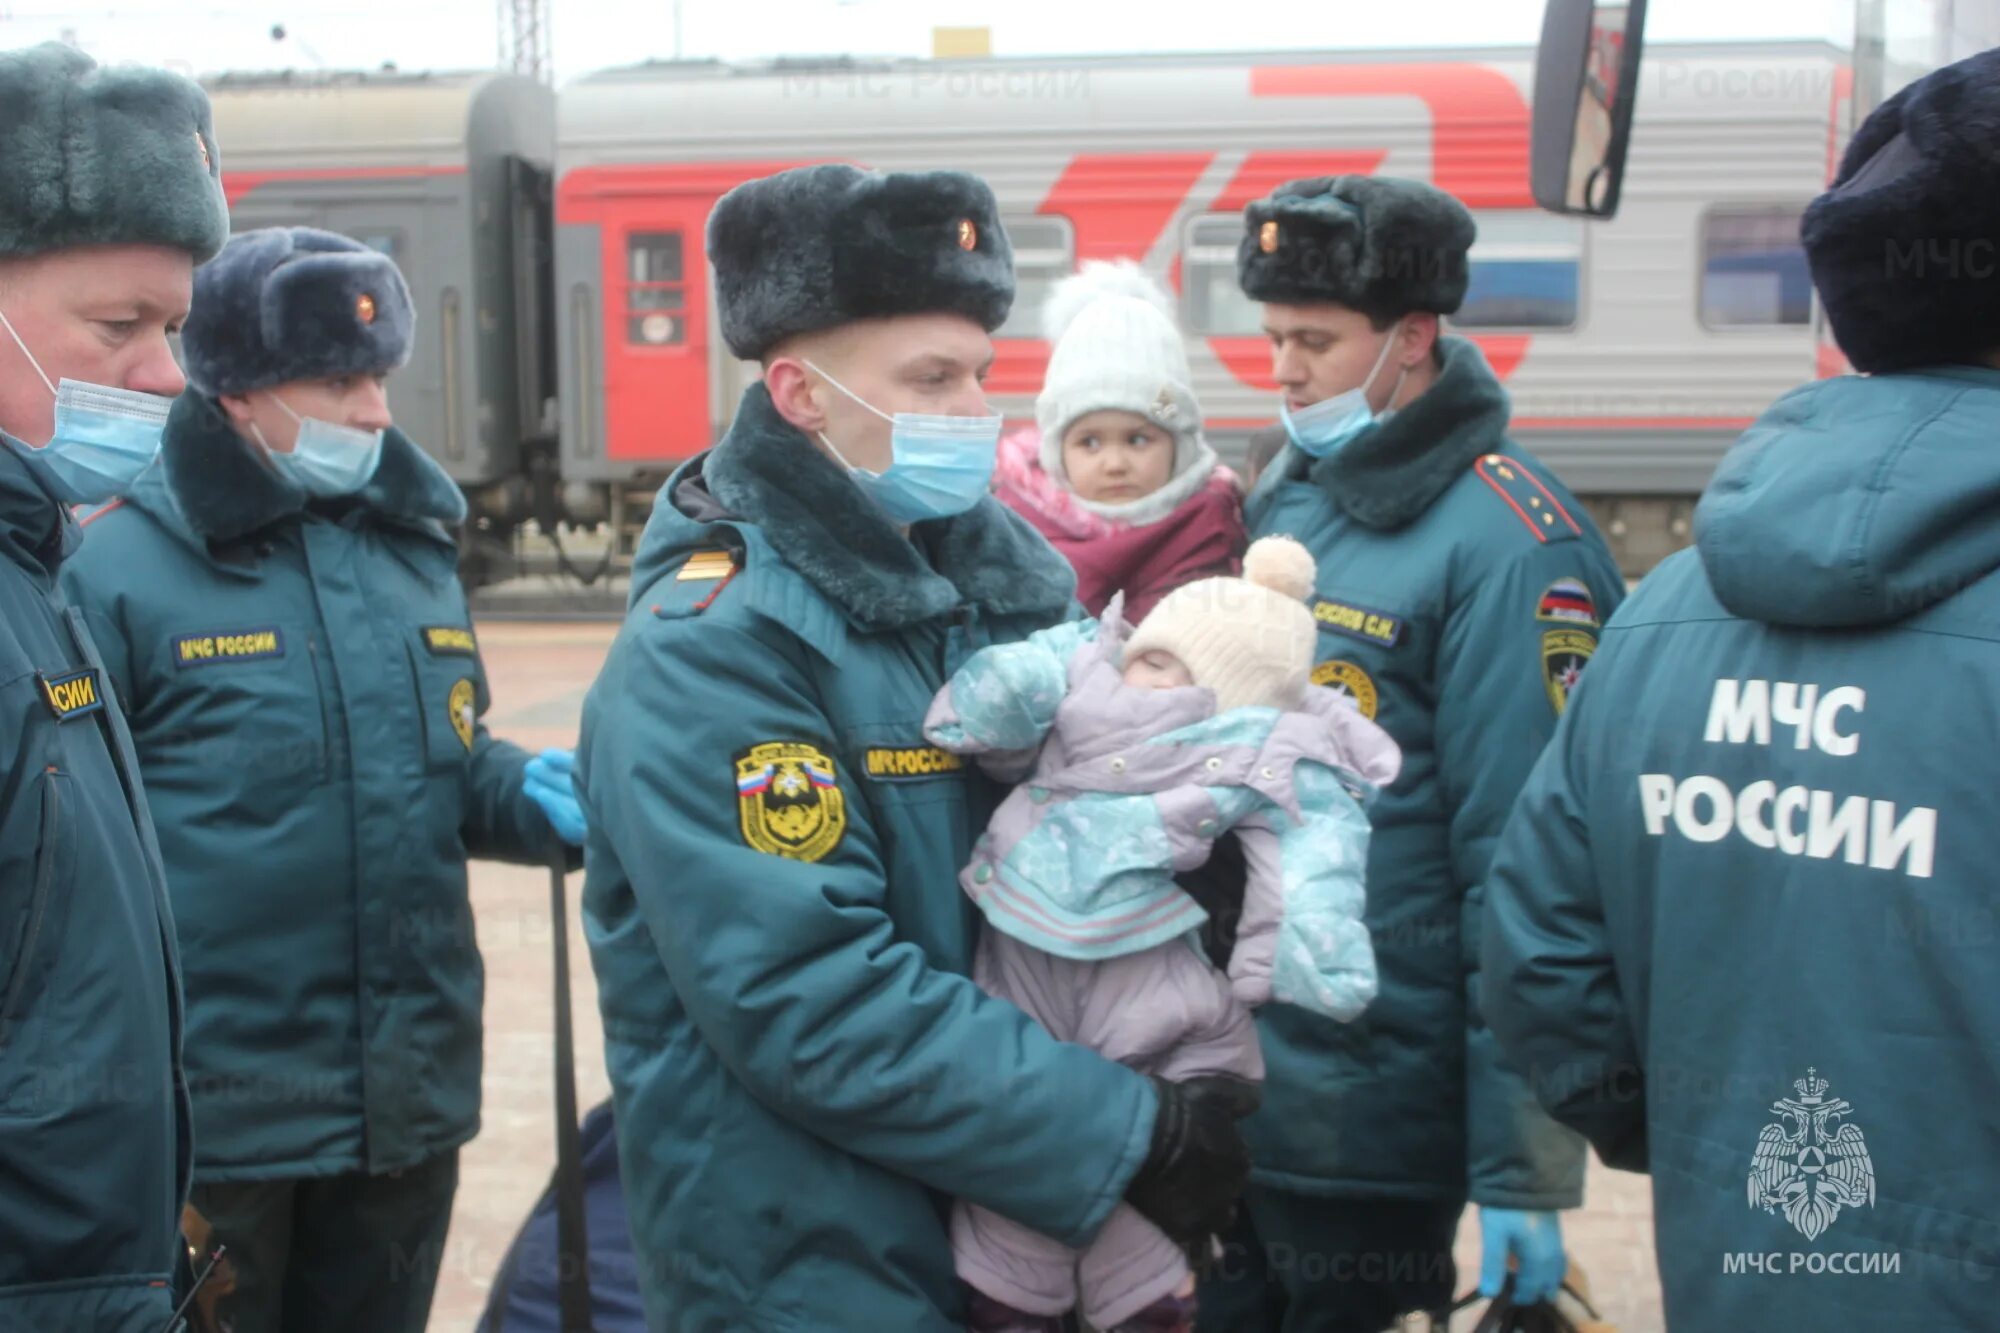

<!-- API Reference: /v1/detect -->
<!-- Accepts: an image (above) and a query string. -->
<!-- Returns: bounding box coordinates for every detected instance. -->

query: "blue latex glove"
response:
[1478,1207,1566,1305]
[523,747,587,846]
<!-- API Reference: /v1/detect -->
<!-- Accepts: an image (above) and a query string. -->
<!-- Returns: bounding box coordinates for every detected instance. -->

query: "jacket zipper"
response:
[0,770,61,1041]
[307,635,335,781]
[942,606,978,678]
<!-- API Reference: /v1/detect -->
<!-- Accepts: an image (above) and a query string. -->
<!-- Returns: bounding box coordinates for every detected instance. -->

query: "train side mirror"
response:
[1530,0,1649,218]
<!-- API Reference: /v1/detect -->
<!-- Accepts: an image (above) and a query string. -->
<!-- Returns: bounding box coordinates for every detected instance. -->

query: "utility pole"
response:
[1942,0,2000,59]
[497,0,551,84]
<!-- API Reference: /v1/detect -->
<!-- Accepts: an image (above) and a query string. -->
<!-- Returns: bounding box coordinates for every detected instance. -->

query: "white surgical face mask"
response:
[253,393,385,498]
[801,359,1001,525]
[0,308,168,506]
[1279,322,1409,460]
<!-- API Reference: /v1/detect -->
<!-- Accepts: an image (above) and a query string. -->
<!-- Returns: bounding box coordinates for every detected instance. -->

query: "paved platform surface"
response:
[431,621,1665,1332]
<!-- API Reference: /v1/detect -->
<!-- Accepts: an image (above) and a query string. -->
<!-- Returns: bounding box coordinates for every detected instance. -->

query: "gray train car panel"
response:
[554,43,1841,506]
[207,72,556,496]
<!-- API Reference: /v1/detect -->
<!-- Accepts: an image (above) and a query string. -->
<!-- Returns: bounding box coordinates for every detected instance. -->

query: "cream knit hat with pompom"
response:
[1123,536,1320,713]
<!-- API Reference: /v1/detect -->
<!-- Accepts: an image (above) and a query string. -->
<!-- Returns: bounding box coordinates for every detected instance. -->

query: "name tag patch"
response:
[173,627,284,668]
[1312,599,1404,648]
[864,745,966,781]
[39,668,105,721]
[423,625,479,657]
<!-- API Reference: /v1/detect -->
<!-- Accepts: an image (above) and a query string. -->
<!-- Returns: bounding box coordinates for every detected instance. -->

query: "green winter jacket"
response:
[1485,366,2000,1327]
[60,391,552,1182]
[578,384,1157,1331]
[0,432,189,1331]
[1240,336,1622,1207]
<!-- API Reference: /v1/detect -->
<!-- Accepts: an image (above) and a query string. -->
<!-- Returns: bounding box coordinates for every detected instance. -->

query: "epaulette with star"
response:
[1473,453,1583,543]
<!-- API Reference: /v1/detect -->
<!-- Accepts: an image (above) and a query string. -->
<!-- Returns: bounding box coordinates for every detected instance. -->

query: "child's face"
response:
[1123,649,1193,691]
[1062,410,1176,505]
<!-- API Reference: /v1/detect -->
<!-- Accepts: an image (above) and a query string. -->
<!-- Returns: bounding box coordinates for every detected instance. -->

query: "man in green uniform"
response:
[580,163,1258,1331]
[62,226,585,1333]
[0,41,227,1331]
[1201,176,1625,1332]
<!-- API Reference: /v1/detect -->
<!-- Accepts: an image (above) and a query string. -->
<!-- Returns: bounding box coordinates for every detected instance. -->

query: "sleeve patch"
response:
[1541,628,1597,715]
[448,677,477,749]
[1535,577,1600,628]
[735,741,847,861]
[1310,660,1380,720]
[1474,454,1583,543]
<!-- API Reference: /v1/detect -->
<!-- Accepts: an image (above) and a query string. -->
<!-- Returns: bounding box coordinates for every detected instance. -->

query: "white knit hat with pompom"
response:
[1123,536,1320,713]
[1035,260,1216,523]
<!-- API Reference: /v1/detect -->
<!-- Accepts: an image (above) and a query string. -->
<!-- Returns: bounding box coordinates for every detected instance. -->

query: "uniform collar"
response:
[702,383,1076,632]
[144,390,466,547]
[1308,334,1514,531]
[0,431,79,585]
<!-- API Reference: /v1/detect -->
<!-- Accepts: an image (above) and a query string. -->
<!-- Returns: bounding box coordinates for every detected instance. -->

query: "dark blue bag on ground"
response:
[475,1099,647,1333]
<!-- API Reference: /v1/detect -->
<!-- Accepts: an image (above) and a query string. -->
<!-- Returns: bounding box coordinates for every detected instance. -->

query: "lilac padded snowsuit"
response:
[922,601,1401,1327]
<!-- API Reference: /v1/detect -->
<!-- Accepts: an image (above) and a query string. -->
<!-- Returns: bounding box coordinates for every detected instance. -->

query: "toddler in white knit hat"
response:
[923,537,1400,1333]
[993,260,1246,623]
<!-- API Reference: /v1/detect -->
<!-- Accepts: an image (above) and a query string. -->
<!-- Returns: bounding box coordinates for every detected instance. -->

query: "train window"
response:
[627,231,687,347]
[1700,207,1812,328]
[1183,215,1263,336]
[1452,213,1584,329]
[995,216,1076,338]
[348,231,400,259]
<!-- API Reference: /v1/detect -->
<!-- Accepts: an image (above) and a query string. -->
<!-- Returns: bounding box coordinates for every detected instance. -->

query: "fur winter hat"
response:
[0,43,228,263]
[708,163,1014,360]
[1124,536,1319,713]
[1035,260,1217,525]
[182,227,414,398]
[1802,47,2000,373]
[1238,175,1475,320]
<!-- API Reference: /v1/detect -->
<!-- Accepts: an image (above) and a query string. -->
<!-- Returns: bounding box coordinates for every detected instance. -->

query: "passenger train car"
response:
[206,42,1848,580]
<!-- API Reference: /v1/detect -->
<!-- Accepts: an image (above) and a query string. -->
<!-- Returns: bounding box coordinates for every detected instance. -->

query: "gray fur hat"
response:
[1802,47,2000,373]
[1237,176,1476,320]
[707,164,1015,360]
[182,227,414,398]
[0,43,228,263]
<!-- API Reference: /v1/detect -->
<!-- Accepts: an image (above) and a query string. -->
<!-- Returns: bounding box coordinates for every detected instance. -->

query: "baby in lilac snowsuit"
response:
[923,537,1403,1333]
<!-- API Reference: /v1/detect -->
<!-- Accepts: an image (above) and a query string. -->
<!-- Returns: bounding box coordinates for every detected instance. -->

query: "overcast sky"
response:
[9,0,1883,85]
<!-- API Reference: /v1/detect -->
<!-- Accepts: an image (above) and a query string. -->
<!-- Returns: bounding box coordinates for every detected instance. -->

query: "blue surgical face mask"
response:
[254,394,386,498]
[1279,322,1409,460]
[0,309,169,506]
[801,359,1001,526]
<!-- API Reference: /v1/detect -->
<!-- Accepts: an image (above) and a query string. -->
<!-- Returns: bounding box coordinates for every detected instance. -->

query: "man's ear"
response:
[216,392,257,430]
[763,356,827,434]
[1400,312,1442,368]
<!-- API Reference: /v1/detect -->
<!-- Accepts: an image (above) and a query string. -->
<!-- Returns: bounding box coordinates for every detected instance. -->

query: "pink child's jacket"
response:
[993,424,1246,622]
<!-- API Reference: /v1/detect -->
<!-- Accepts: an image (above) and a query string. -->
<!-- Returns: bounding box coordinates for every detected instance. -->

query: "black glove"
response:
[1176,831,1248,968]
[1123,1075,1261,1250]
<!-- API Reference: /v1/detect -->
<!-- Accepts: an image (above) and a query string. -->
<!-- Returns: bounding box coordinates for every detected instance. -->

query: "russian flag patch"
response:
[1536,578,1599,628]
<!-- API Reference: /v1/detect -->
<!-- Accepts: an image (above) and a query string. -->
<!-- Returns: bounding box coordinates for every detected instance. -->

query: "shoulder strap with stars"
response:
[1473,453,1583,543]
